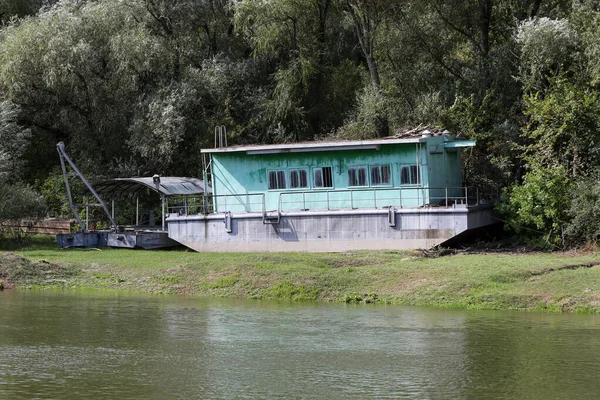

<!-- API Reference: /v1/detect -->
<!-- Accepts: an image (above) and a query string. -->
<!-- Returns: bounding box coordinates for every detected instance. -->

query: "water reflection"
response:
[1,291,600,399]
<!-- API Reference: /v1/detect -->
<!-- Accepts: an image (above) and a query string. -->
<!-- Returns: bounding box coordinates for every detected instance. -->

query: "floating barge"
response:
[56,175,209,250]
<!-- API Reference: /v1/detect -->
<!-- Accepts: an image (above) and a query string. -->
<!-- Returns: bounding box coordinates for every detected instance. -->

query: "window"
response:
[313,167,333,188]
[290,169,309,189]
[348,166,368,187]
[268,170,286,190]
[370,164,391,186]
[400,164,420,185]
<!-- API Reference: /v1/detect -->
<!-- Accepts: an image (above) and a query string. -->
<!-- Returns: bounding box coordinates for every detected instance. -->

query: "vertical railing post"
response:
[326,191,330,210]
[350,190,354,209]
[445,187,448,207]
[136,196,139,225]
[465,187,469,206]
[160,195,165,230]
[374,190,377,209]
[303,192,306,210]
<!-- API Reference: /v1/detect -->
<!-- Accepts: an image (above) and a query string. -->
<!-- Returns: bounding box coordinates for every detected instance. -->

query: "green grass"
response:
[2,235,600,312]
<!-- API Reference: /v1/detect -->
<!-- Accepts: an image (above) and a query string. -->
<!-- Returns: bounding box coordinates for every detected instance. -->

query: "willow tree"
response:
[235,0,361,140]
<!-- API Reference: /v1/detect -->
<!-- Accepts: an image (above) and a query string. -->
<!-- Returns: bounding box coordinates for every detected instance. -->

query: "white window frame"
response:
[289,168,309,189]
[313,166,334,189]
[370,164,392,187]
[267,169,287,190]
[348,165,368,187]
[400,164,421,186]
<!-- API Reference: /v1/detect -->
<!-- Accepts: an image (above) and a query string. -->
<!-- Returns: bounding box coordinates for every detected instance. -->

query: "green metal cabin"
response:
[201,135,475,214]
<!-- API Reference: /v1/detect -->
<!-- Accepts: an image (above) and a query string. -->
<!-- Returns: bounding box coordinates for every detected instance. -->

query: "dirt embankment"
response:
[0,252,81,289]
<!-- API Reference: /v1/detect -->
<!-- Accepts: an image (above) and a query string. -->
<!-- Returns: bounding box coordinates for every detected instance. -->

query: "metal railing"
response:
[167,193,266,216]
[277,186,480,212]
[166,186,491,217]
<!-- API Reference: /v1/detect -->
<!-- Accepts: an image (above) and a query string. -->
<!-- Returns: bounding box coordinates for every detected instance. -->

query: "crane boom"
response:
[56,142,117,232]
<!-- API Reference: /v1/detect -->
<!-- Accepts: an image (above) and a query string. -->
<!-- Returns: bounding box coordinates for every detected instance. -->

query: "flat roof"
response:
[201,137,433,155]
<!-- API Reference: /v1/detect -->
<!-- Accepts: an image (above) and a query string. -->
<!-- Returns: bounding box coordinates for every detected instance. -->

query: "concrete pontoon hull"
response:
[56,231,179,250]
[167,205,495,252]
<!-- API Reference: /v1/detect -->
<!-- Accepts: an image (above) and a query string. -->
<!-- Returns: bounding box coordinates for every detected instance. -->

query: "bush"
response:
[498,165,571,247]
[565,172,600,245]
[0,181,47,238]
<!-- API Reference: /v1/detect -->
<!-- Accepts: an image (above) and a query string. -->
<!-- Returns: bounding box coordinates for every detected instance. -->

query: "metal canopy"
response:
[84,177,210,198]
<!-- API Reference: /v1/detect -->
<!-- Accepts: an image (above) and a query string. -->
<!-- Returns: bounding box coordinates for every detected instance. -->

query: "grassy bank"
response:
[1,236,600,313]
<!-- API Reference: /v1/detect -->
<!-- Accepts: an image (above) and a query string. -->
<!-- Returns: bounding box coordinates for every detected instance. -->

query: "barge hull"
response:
[167,206,494,252]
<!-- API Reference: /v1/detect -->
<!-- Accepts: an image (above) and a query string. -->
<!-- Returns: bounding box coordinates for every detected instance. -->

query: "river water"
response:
[1,290,600,399]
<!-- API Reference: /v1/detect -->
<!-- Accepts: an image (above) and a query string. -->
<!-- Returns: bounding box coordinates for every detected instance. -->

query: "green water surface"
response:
[1,290,599,399]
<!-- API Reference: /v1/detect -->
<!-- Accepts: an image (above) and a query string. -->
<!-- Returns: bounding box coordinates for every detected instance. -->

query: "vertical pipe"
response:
[399,188,402,208]
[303,192,306,210]
[136,196,139,226]
[445,187,448,207]
[111,199,115,222]
[326,191,330,210]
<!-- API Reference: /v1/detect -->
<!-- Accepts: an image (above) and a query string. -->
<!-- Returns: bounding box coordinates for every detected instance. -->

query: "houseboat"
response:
[166,131,495,252]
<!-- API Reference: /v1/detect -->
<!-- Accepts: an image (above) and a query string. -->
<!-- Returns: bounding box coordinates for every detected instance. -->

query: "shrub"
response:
[565,172,600,245]
[0,181,47,238]
[498,165,571,247]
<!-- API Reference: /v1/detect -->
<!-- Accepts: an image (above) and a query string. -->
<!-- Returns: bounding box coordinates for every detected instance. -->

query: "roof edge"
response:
[201,137,439,154]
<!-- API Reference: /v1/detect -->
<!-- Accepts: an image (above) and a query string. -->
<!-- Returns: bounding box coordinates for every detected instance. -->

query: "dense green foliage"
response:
[1,0,600,246]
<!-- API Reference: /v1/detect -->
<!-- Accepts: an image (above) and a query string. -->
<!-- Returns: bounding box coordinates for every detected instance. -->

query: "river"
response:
[1,290,599,399]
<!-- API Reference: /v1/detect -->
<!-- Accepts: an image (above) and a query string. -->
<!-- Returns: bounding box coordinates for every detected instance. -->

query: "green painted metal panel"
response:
[210,139,463,212]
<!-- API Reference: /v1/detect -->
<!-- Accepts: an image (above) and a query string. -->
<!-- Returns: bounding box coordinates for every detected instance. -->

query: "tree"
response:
[235,0,356,140]
[343,0,390,137]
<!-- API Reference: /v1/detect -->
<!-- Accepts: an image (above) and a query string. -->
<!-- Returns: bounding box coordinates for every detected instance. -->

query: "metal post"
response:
[374,190,377,209]
[445,187,448,207]
[85,196,89,233]
[326,191,330,210]
[303,192,306,210]
[350,190,354,209]
[136,196,139,226]
[111,199,115,221]
[161,194,165,231]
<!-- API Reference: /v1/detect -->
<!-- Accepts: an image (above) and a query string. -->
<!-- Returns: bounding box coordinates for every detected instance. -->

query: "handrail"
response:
[166,186,492,216]
[167,193,266,216]
[277,186,480,213]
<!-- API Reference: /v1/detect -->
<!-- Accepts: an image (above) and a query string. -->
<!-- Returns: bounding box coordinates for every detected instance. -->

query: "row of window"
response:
[267,164,420,190]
